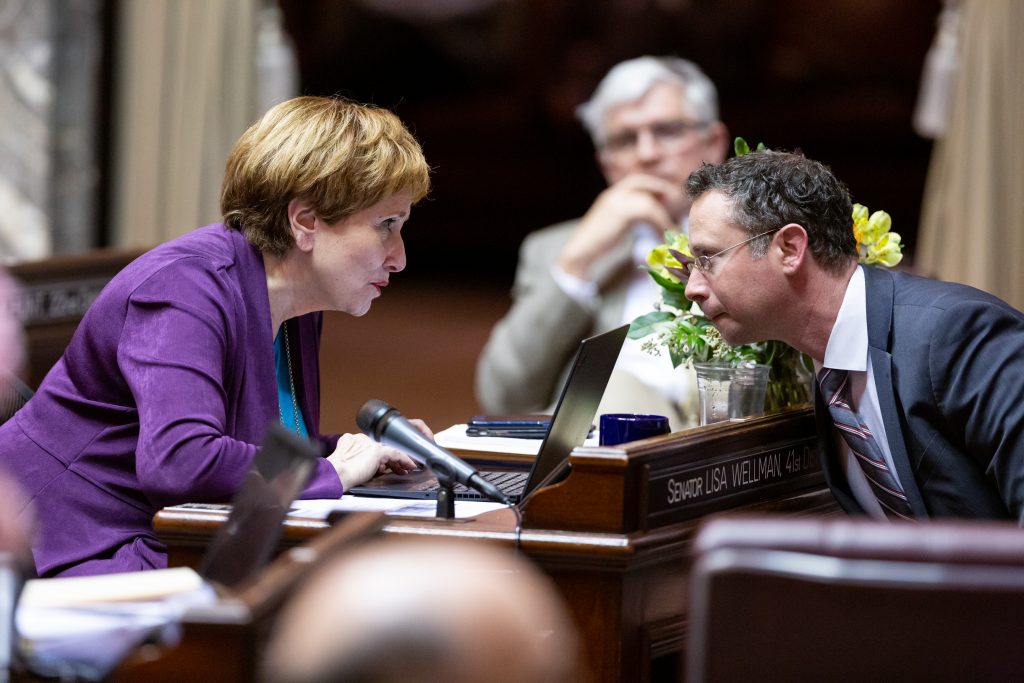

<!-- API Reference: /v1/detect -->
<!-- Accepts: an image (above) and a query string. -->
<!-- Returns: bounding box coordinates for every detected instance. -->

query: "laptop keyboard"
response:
[453,470,528,499]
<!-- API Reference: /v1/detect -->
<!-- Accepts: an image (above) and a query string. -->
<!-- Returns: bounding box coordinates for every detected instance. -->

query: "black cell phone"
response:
[466,415,551,439]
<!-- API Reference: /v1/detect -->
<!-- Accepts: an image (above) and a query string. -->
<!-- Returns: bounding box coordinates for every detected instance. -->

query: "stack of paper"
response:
[16,567,217,680]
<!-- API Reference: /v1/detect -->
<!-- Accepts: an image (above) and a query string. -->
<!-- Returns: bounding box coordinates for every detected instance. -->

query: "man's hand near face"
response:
[556,173,687,280]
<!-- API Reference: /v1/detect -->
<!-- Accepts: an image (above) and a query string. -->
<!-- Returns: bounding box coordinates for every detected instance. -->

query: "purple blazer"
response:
[0,225,343,577]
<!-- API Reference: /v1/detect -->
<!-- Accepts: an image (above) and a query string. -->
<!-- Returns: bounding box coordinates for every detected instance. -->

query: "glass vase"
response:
[765,348,813,412]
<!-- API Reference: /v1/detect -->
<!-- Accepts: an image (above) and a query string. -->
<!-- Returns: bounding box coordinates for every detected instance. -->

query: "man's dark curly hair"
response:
[686,150,857,273]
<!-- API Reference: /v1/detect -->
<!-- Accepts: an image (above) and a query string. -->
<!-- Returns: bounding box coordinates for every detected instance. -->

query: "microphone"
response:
[356,400,512,505]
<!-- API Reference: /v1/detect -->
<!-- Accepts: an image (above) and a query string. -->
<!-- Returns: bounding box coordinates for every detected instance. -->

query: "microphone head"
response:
[356,399,397,440]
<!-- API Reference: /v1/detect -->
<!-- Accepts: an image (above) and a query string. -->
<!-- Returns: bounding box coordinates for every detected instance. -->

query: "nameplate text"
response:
[18,278,109,324]
[647,437,822,523]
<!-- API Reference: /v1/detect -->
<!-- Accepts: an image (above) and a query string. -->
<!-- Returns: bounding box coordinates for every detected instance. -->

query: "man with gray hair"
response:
[476,56,729,428]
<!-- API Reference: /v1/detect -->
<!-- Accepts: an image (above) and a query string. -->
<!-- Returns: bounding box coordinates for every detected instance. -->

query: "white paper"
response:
[288,496,505,520]
[16,573,217,679]
[434,423,599,455]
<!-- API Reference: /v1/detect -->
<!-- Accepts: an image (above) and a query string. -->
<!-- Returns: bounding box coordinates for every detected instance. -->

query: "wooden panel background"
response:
[317,280,509,435]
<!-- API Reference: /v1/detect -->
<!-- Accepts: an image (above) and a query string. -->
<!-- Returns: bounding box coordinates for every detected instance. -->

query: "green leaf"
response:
[628,311,675,339]
[734,137,751,156]
[755,142,766,151]
[661,288,691,311]
[648,268,686,293]
[677,319,702,336]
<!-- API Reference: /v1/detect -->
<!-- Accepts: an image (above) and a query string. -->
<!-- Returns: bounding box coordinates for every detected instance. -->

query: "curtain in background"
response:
[0,0,53,262]
[111,0,259,248]
[917,0,1024,309]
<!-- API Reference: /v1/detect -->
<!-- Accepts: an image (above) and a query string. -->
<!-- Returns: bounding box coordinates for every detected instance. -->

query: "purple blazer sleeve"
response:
[119,260,262,506]
[120,261,343,504]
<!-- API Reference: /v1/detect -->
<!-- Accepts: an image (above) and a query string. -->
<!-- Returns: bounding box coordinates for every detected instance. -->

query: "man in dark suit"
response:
[682,150,1024,521]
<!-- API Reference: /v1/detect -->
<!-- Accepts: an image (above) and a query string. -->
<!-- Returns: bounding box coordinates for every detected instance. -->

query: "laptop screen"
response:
[345,324,629,503]
[521,324,629,499]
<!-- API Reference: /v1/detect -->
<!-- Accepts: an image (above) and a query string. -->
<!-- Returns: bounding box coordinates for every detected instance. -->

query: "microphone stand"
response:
[434,470,456,519]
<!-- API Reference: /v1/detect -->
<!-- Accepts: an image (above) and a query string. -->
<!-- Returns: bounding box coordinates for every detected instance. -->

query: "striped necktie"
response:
[818,368,913,520]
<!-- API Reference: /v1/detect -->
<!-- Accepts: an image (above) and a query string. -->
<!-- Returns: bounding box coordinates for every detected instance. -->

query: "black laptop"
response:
[348,324,629,504]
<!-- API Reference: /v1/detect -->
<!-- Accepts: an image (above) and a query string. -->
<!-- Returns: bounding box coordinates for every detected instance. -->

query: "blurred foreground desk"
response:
[155,408,839,682]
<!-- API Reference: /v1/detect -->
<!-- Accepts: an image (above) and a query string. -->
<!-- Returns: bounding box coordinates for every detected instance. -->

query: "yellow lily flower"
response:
[647,244,679,273]
[865,231,903,267]
[646,232,692,283]
[862,210,892,244]
[668,232,692,255]
[852,203,869,225]
[853,205,890,245]
[852,204,869,244]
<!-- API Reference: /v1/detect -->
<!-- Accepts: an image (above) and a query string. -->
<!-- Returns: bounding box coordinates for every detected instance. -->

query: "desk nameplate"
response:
[646,436,822,526]
[17,277,112,325]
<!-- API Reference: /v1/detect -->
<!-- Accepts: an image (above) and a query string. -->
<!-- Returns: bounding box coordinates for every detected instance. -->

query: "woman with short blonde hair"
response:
[0,97,431,577]
[222,96,430,254]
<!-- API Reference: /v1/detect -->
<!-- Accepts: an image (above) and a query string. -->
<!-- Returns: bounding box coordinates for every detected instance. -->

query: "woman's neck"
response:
[264,249,314,334]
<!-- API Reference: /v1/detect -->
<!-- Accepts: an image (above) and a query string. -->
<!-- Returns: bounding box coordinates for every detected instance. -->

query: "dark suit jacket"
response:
[815,266,1024,521]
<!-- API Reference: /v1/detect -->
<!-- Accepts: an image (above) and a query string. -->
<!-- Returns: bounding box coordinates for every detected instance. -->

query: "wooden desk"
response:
[155,408,840,682]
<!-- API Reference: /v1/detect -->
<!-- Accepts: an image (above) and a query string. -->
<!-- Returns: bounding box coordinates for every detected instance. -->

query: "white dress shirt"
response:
[550,223,691,405]
[817,266,904,520]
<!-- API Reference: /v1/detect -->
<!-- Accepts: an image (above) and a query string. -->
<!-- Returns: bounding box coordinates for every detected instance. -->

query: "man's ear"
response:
[286,198,317,252]
[595,147,615,186]
[703,121,731,165]
[776,223,809,274]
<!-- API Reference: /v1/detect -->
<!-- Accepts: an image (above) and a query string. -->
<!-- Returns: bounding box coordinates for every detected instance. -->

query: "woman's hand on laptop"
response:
[330,433,421,491]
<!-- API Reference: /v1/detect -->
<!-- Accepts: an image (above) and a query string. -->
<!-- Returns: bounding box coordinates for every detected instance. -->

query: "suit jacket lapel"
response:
[234,230,281,439]
[592,233,636,331]
[863,267,928,516]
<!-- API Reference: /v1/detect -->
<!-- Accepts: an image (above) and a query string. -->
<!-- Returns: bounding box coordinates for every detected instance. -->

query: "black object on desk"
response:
[200,423,319,589]
[349,324,629,506]
[466,415,551,439]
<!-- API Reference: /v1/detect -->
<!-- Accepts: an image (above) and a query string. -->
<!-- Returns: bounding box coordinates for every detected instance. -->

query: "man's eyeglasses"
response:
[682,228,781,276]
[601,120,707,157]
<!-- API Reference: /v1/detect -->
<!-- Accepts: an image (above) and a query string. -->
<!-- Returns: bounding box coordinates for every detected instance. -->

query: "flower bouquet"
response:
[628,139,903,413]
